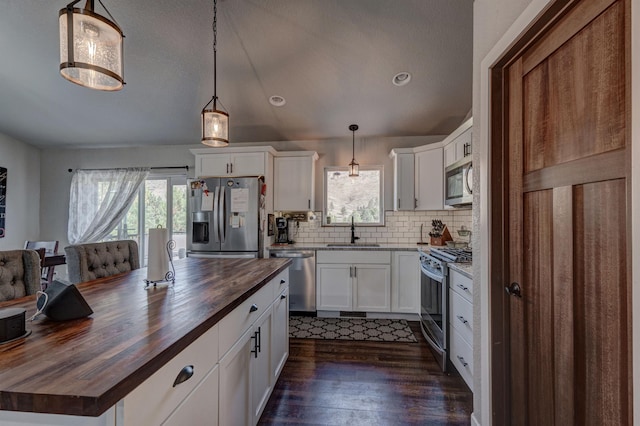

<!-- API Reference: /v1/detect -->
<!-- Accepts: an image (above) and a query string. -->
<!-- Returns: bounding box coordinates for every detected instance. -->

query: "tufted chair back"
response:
[64,240,140,285]
[0,250,42,302]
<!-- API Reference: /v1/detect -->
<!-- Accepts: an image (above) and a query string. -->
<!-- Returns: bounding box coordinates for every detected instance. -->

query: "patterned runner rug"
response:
[289,316,418,342]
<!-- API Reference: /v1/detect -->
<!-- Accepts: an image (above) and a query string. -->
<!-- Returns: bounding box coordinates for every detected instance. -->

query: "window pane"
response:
[103,193,139,242]
[144,179,168,263]
[325,168,383,225]
[172,183,187,256]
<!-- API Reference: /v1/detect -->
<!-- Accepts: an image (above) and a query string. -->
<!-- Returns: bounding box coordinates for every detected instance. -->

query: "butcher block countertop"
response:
[0,257,290,417]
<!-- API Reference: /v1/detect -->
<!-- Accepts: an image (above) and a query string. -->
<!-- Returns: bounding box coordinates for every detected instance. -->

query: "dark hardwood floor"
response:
[258,322,473,425]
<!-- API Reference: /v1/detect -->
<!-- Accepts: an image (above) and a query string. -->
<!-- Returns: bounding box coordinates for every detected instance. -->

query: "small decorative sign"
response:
[0,167,6,238]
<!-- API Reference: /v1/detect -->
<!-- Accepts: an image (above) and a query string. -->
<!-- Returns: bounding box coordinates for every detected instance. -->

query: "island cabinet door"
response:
[219,328,253,426]
[271,287,289,382]
[251,306,273,425]
[162,365,219,426]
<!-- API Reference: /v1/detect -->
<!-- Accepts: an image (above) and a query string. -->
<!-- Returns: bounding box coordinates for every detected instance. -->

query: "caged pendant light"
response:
[59,0,125,91]
[201,0,229,147]
[348,124,359,177]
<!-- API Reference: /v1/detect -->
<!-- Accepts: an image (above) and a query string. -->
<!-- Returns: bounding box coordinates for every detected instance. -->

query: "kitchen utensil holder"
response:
[430,226,453,246]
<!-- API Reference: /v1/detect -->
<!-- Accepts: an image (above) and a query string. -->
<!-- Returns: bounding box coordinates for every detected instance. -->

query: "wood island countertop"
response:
[0,257,290,417]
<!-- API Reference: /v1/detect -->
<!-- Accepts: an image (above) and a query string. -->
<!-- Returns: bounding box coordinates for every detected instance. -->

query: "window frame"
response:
[322,165,384,227]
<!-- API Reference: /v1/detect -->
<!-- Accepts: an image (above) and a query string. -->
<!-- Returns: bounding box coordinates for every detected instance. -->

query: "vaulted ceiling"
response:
[0,0,473,148]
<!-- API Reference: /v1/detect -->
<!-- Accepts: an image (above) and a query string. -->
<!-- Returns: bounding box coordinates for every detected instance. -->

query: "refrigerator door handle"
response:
[212,186,220,242]
[219,186,226,243]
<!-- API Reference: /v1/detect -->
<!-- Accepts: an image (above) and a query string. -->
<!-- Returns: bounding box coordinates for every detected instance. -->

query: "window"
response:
[323,166,384,226]
[104,174,187,264]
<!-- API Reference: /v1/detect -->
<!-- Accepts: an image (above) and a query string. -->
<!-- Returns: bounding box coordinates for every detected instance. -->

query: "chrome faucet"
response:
[350,217,360,244]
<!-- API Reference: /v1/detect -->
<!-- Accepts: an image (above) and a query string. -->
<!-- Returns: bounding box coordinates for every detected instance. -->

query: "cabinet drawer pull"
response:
[308,199,311,209]
[457,315,468,325]
[280,279,286,284]
[280,294,286,300]
[251,331,259,358]
[226,163,229,174]
[457,355,469,368]
[172,365,194,387]
[249,304,258,313]
[457,284,470,292]
[230,163,233,174]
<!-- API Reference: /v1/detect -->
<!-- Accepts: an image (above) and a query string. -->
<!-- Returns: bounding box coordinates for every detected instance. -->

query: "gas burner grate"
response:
[430,247,472,263]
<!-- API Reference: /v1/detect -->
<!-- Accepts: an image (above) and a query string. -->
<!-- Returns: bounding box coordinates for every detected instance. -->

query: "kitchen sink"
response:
[326,243,380,247]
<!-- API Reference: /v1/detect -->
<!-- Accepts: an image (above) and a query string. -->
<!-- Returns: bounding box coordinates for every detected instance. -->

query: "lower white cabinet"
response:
[271,288,289,381]
[391,251,420,313]
[251,307,273,425]
[219,328,253,426]
[448,268,473,390]
[163,366,219,426]
[316,251,391,312]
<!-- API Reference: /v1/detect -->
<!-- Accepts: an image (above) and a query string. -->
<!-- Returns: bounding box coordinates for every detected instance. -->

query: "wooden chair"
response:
[24,241,59,289]
[0,250,41,302]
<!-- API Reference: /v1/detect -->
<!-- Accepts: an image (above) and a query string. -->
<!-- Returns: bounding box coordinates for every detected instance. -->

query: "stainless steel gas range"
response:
[419,247,472,371]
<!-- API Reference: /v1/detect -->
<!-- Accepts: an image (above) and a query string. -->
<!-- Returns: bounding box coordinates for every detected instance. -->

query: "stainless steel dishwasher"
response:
[270,250,316,312]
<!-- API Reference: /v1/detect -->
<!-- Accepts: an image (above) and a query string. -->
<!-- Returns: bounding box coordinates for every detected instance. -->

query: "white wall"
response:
[472,0,533,424]
[40,135,446,250]
[0,133,40,250]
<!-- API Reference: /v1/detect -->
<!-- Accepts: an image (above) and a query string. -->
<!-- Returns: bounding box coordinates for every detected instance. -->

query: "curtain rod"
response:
[68,166,189,173]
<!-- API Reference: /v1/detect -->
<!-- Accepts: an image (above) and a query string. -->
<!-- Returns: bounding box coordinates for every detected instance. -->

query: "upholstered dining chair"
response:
[0,250,42,302]
[64,240,140,285]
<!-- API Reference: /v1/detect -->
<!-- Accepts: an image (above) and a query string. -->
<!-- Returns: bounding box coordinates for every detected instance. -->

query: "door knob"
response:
[505,282,522,298]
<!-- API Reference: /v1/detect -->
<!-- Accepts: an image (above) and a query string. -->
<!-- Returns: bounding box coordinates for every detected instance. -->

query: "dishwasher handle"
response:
[270,252,314,258]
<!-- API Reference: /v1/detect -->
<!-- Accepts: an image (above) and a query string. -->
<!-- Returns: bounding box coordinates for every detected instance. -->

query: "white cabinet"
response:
[391,251,420,313]
[443,118,473,168]
[122,324,219,426]
[389,149,415,211]
[251,306,273,425]
[316,251,391,312]
[414,146,444,210]
[274,152,318,211]
[271,288,289,381]
[191,147,276,178]
[219,328,253,426]
[448,268,473,390]
[163,365,219,426]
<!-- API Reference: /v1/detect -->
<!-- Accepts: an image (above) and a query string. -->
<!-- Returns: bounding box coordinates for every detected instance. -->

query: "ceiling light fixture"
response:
[392,72,411,86]
[348,124,359,177]
[59,0,124,91]
[201,0,229,147]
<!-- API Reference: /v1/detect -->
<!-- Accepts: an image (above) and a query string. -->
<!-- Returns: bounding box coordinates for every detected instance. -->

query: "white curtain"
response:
[68,168,150,244]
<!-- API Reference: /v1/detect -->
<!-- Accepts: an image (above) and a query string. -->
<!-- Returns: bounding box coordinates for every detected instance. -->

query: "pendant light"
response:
[59,0,124,91]
[348,124,359,177]
[201,0,229,147]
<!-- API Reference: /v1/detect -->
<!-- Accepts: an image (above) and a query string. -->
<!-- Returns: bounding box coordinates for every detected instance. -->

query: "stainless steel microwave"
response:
[444,156,473,207]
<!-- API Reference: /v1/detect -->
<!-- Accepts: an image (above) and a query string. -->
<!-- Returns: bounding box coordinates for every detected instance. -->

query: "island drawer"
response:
[122,323,219,426]
[450,269,473,303]
[450,327,473,391]
[219,278,275,357]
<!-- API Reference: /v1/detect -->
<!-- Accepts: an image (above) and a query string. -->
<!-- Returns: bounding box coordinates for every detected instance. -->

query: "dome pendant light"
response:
[59,0,125,91]
[201,0,229,147]
[348,124,360,177]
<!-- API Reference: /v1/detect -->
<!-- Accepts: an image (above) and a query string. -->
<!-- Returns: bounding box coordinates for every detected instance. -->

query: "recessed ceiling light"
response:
[392,72,411,86]
[269,95,286,107]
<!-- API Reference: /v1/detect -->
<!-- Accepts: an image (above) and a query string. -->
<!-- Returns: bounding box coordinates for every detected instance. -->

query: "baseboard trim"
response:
[471,412,481,426]
[315,311,420,321]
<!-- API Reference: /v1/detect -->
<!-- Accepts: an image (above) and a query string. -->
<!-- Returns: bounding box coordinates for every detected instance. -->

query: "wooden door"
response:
[499,0,631,424]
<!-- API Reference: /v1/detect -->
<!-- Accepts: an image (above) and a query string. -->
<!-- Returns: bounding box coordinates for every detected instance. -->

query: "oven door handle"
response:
[421,321,445,352]
[421,264,444,283]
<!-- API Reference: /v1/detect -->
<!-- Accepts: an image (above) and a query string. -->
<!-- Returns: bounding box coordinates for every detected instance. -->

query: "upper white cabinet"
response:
[191,147,276,178]
[274,152,318,211]
[389,149,415,211]
[443,118,473,168]
[414,145,444,210]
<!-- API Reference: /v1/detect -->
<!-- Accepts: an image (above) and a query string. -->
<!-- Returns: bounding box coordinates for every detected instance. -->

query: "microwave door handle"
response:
[464,164,473,195]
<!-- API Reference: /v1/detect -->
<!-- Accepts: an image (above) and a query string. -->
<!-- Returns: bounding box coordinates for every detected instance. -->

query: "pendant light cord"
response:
[212,0,218,108]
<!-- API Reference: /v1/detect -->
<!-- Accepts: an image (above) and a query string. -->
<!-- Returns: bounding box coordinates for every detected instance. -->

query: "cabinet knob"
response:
[280,294,286,300]
[172,365,194,387]
[249,304,258,313]
[457,355,469,368]
[280,279,286,284]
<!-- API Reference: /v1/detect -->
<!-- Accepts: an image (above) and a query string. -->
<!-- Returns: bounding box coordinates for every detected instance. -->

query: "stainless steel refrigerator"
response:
[187,177,262,258]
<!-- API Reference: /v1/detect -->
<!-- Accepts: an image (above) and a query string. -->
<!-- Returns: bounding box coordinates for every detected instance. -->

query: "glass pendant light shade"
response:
[201,105,229,147]
[59,0,124,91]
[348,124,359,177]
